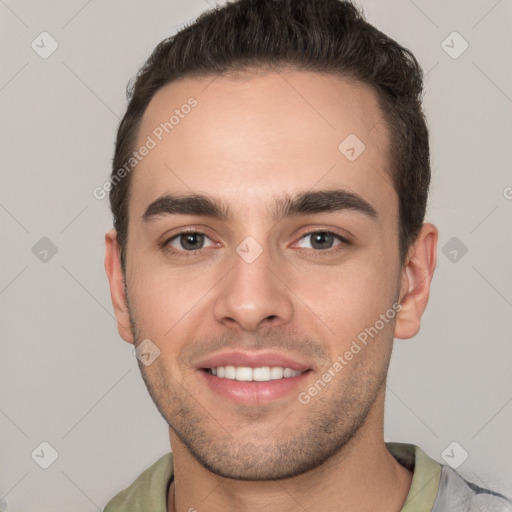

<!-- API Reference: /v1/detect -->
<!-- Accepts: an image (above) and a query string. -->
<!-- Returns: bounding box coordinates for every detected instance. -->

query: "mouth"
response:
[194,351,314,404]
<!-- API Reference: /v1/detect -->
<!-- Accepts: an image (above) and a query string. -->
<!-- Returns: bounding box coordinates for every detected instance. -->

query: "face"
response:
[115,70,408,479]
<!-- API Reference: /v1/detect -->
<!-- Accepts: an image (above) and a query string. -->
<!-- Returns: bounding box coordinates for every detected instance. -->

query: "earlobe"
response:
[104,229,134,344]
[394,223,438,340]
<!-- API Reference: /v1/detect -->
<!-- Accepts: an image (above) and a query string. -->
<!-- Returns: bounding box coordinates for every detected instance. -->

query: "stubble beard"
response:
[126,296,392,481]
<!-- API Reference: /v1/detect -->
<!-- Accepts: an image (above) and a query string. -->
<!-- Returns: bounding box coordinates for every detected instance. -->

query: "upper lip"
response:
[195,350,313,372]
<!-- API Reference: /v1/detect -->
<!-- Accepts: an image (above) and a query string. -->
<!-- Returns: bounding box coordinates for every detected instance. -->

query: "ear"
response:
[104,229,134,344]
[394,223,438,340]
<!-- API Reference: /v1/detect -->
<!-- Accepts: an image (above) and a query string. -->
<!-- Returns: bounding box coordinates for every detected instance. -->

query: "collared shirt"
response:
[103,442,511,511]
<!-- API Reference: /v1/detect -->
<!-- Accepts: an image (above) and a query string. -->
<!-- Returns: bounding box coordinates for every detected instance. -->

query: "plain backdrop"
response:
[1,0,511,510]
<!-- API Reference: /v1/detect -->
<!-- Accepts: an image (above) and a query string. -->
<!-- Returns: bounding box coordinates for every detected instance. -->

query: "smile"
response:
[205,366,304,381]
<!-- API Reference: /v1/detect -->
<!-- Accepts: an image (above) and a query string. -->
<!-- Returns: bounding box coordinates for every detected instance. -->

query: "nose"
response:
[213,239,294,331]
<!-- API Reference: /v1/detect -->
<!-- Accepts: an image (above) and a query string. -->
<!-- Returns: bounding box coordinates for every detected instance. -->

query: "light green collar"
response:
[103,442,441,511]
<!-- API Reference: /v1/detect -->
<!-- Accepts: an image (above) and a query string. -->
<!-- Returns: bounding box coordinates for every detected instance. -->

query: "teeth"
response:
[208,366,302,382]
[270,367,284,379]
[253,366,270,381]
[225,365,236,379]
[283,368,294,378]
[235,366,253,381]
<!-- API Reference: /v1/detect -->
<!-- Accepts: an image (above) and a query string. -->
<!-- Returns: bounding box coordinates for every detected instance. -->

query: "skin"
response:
[105,69,437,512]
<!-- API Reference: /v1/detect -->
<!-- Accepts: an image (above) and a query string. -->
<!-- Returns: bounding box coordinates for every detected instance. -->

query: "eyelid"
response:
[293,225,352,243]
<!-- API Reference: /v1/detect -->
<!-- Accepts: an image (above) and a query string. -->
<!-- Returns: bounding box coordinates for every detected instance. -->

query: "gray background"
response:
[1,0,511,510]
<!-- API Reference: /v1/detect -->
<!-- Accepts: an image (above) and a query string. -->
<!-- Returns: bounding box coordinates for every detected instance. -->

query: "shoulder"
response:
[103,452,174,512]
[386,442,512,512]
[432,464,512,512]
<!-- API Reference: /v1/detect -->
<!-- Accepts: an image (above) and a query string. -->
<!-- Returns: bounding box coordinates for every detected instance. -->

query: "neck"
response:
[166,408,412,512]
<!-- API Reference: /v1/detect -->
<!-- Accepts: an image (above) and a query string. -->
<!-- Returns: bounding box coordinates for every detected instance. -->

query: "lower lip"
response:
[198,369,312,405]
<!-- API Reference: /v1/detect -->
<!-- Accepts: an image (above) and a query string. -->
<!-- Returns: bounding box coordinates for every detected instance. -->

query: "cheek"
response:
[126,261,217,340]
[291,256,399,350]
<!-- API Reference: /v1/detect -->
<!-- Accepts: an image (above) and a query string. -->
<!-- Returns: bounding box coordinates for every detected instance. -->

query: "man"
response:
[103,0,511,510]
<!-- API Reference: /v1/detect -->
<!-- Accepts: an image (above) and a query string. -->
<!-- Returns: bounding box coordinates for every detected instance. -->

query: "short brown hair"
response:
[110,0,430,270]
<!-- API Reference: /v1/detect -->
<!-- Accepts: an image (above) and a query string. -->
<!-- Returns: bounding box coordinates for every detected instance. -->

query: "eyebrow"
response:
[142,189,378,223]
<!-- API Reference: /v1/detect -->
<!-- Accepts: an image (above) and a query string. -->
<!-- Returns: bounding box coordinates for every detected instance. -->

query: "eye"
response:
[161,229,350,258]
[296,231,349,251]
[165,231,216,253]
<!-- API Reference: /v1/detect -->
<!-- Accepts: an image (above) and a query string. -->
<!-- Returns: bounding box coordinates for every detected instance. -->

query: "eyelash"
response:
[161,229,351,258]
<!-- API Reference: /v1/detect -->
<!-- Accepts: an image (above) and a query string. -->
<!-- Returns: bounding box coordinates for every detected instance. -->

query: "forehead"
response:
[130,70,395,221]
